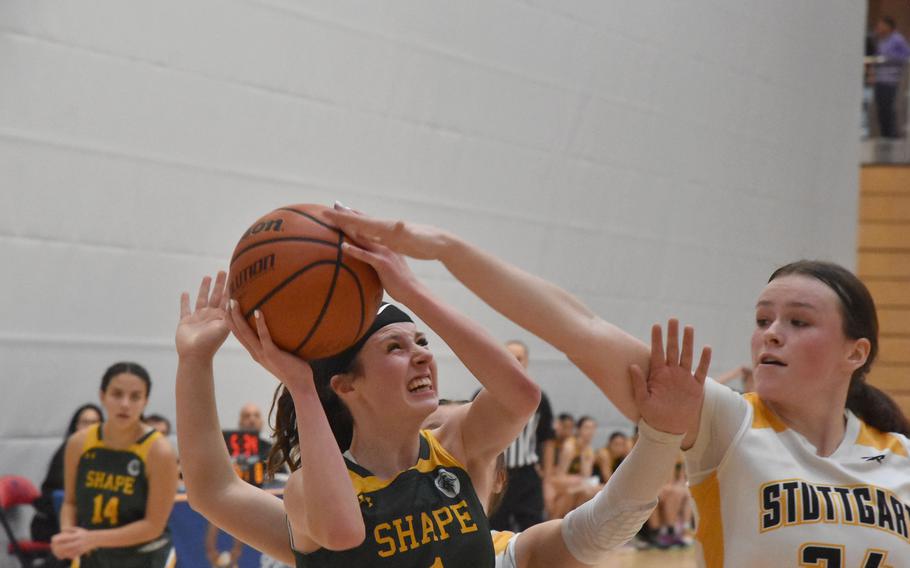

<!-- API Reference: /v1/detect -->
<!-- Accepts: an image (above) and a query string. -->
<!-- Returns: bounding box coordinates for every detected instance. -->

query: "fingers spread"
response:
[666,319,679,366]
[650,323,665,370]
[195,276,212,311]
[180,292,190,319]
[210,271,227,308]
[680,325,694,372]
[694,346,712,384]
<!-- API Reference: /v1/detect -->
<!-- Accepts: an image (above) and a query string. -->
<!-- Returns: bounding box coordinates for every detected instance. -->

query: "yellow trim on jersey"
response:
[349,430,465,494]
[855,421,908,457]
[81,423,161,465]
[745,393,787,432]
[72,557,81,568]
[81,423,104,454]
[690,471,724,568]
[491,530,515,555]
[130,430,162,463]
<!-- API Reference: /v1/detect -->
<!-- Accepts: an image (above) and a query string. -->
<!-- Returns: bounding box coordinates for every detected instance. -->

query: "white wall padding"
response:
[0,0,864,512]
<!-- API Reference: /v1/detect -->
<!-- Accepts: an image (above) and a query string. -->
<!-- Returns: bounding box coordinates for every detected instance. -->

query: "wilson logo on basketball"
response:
[231,254,276,293]
[240,218,284,241]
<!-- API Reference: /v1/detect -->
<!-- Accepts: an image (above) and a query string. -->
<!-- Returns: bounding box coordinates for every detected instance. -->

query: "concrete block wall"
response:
[0,3,865,554]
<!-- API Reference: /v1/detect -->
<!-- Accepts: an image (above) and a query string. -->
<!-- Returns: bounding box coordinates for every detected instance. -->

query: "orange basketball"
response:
[228,204,383,359]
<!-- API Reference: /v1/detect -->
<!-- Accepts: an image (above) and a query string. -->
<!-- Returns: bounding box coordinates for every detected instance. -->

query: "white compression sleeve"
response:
[560,420,684,564]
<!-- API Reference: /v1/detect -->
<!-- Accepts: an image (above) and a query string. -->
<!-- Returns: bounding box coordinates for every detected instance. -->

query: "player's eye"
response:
[386,342,401,352]
[416,337,429,347]
[756,318,770,328]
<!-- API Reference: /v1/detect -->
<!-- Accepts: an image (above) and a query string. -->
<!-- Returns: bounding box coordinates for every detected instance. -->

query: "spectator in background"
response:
[715,364,754,393]
[552,416,602,518]
[145,413,172,436]
[31,404,104,544]
[596,431,631,481]
[545,412,576,516]
[486,340,556,532]
[554,413,575,450]
[205,402,276,568]
[873,16,910,138]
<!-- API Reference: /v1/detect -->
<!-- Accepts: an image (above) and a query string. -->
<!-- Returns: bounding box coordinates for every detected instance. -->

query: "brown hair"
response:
[266,357,359,476]
[769,260,909,435]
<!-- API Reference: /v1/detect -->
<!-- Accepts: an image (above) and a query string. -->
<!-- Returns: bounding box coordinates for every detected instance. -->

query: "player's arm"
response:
[226,301,364,553]
[325,207,648,421]
[50,430,85,559]
[515,321,708,567]
[341,240,540,465]
[79,437,178,549]
[58,431,83,531]
[176,273,296,564]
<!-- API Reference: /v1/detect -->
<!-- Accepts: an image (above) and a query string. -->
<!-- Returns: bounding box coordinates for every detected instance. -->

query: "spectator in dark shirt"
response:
[31,404,104,543]
[486,340,556,532]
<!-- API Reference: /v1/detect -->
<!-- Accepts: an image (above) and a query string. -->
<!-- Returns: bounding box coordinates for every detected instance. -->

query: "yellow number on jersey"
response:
[429,558,444,568]
[91,494,120,526]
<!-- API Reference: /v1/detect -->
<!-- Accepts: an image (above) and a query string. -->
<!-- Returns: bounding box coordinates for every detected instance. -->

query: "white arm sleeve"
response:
[683,378,748,485]
[560,420,684,564]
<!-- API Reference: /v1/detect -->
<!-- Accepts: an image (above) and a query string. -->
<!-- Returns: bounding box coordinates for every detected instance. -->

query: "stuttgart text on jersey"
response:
[760,478,909,542]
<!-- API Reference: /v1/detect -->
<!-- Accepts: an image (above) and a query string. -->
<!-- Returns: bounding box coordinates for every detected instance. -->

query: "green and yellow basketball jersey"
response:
[75,424,164,537]
[294,430,494,568]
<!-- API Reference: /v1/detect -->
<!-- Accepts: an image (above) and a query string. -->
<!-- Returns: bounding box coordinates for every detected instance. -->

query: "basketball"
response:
[228,204,384,359]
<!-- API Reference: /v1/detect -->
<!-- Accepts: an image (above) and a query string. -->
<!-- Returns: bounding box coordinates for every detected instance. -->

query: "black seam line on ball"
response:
[230,237,337,265]
[278,207,337,232]
[293,231,344,355]
[243,259,339,320]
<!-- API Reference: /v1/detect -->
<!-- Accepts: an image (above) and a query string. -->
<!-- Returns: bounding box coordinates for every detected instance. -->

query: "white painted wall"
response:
[0,0,864,556]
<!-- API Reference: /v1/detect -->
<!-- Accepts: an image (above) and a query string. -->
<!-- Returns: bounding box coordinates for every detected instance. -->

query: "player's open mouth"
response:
[407,376,434,393]
[759,355,787,366]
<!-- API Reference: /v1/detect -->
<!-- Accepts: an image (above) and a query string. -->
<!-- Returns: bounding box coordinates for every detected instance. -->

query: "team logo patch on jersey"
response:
[127,458,141,476]
[434,469,460,498]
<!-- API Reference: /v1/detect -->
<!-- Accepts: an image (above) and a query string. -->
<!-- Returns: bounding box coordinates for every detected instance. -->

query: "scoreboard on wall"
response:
[222,430,267,487]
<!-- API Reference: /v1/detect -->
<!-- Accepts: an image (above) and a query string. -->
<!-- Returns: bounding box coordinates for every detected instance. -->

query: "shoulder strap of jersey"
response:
[81,423,104,454]
[855,418,909,457]
[420,429,466,470]
[131,428,162,462]
[743,393,787,432]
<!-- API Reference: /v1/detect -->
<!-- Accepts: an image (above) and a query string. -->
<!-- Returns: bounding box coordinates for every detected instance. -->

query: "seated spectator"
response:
[551,416,602,518]
[596,430,631,481]
[31,404,103,543]
[206,402,278,567]
[145,413,172,436]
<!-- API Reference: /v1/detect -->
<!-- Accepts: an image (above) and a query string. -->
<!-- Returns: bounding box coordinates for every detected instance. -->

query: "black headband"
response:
[310,303,414,380]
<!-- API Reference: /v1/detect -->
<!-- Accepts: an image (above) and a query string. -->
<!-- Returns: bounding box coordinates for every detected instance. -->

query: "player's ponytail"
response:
[769,261,909,435]
[847,379,910,436]
[266,358,357,476]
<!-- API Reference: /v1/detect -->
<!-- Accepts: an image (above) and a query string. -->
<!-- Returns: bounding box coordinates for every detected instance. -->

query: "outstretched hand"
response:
[176,272,231,360]
[630,319,710,436]
[226,300,315,393]
[324,203,450,261]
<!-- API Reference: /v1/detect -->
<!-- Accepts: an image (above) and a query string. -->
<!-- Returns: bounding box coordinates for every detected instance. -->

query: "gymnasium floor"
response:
[597,547,695,568]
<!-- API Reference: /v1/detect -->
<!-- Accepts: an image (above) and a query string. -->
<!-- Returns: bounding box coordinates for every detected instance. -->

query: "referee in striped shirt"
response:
[486,340,556,532]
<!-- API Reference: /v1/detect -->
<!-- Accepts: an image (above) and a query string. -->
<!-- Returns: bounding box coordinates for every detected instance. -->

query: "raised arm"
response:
[226,298,364,553]
[341,239,540,470]
[326,207,648,420]
[513,320,710,568]
[175,273,295,564]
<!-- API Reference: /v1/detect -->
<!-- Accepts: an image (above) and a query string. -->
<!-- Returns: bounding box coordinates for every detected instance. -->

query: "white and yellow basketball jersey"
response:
[689,391,910,567]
